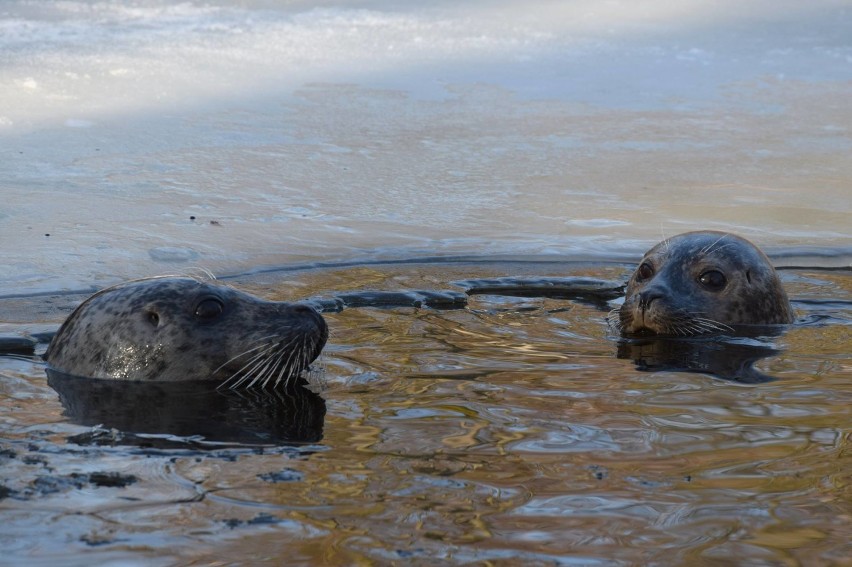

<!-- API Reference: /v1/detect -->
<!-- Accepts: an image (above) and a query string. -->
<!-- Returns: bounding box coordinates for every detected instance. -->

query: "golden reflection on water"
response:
[221,262,852,563]
[0,262,849,564]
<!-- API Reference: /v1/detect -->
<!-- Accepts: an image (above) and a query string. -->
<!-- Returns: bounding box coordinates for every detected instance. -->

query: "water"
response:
[1,261,850,564]
[1,0,851,564]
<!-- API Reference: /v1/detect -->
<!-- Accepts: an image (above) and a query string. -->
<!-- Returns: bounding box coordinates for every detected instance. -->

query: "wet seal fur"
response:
[45,277,328,388]
[614,231,793,337]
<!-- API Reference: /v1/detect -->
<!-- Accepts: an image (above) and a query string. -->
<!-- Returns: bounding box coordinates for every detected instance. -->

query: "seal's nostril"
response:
[638,291,663,310]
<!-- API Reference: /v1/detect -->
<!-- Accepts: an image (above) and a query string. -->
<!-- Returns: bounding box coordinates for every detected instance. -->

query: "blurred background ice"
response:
[1,0,850,295]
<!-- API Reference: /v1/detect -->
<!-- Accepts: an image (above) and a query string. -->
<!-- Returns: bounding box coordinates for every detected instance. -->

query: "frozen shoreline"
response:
[1,0,850,296]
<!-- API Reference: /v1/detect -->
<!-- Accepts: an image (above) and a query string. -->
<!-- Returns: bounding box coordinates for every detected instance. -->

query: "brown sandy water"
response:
[0,260,849,565]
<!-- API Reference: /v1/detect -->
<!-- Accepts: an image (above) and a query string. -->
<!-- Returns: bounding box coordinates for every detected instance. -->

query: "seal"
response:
[44,277,328,388]
[615,231,793,336]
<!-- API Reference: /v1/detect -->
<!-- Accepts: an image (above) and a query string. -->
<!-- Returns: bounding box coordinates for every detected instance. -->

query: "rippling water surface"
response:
[1,261,850,565]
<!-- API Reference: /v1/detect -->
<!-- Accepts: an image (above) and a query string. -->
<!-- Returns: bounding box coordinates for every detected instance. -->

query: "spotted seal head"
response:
[45,277,328,388]
[615,231,793,337]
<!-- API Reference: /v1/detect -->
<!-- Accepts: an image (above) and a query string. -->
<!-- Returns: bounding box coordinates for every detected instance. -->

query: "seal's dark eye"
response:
[194,298,224,320]
[636,262,654,282]
[146,312,160,327]
[698,270,727,290]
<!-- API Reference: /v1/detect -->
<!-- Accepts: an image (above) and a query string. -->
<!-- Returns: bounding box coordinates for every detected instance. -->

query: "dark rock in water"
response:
[0,484,15,500]
[454,276,625,308]
[258,468,303,483]
[88,472,137,488]
[335,289,468,310]
[223,513,283,529]
[31,474,89,494]
[303,289,468,312]
[0,335,38,355]
[12,471,139,499]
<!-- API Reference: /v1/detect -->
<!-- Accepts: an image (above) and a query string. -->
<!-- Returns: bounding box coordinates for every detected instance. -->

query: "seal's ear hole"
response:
[698,270,727,291]
[746,270,752,284]
[195,297,225,321]
[146,311,160,327]
[636,262,654,282]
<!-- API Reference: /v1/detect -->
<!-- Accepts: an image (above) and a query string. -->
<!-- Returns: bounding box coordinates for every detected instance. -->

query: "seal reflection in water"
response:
[47,370,327,445]
[615,231,794,337]
[45,277,328,389]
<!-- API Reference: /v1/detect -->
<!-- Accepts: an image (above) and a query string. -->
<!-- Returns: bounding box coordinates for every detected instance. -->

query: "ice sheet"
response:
[1,0,850,295]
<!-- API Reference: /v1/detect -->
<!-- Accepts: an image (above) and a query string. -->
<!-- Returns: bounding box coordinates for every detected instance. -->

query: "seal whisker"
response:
[246,355,279,389]
[253,351,274,389]
[301,337,320,386]
[687,313,734,332]
[688,323,706,335]
[606,307,623,332]
[251,336,301,389]
[691,317,734,333]
[672,312,709,337]
[703,243,737,258]
[283,346,305,388]
[263,350,288,390]
[275,336,306,388]
[294,336,314,386]
[220,343,278,390]
[693,321,723,333]
[270,336,304,389]
[700,233,730,256]
[279,340,305,389]
[223,342,276,374]
[181,266,217,281]
[679,314,713,335]
[226,362,264,390]
[211,335,280,379]
[219,333,309,390]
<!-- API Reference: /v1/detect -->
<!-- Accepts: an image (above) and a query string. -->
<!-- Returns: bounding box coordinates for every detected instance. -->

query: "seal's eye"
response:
[146,311,160,327]
[698,270,727,290]
[636,262,654,282]
[194,298,224,321]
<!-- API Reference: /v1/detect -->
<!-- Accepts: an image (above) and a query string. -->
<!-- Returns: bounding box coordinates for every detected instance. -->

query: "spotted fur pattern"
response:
[45,277,328,387]
[612,231,793,337]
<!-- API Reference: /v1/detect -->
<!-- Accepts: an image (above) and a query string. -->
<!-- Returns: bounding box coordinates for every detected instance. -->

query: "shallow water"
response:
[1,260,850,565]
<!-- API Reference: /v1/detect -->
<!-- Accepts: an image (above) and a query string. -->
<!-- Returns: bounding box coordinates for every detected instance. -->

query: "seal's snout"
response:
[289,303,327,331]
[308,308,329,359]
[638,289,664,311]
[279,302,328,362]
[290,303,322,317]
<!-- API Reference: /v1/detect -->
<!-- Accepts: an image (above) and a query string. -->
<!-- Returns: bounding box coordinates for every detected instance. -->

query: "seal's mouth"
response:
[629,326,658,337]
[212,307,329,390]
